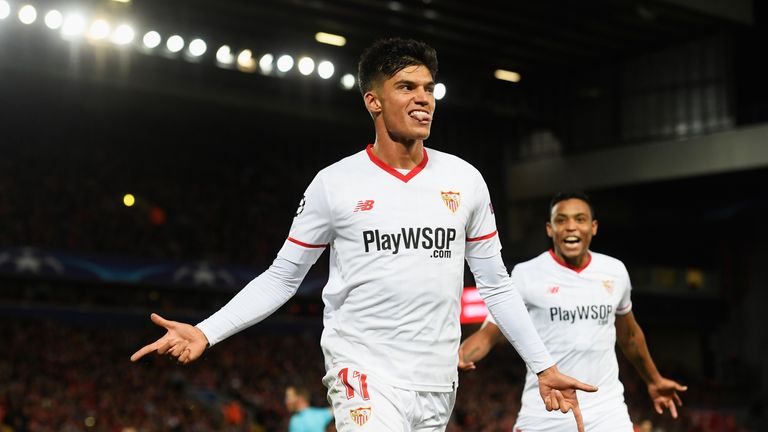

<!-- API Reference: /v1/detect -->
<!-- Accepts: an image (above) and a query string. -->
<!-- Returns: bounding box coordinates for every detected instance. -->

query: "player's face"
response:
[366,65,436,143]
[546,198,597,267]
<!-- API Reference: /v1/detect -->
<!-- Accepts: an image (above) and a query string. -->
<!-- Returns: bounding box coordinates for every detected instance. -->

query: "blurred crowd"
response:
[0,315,757,432]
[0,138,311,268]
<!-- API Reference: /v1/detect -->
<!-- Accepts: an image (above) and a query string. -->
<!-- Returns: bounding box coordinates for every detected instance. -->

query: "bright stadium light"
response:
[276,54,294,73]
[111,24,134,45]
[44,10,63,29]
[317,60,334,79]
[297,57,314,76]
[166,34,184,53]
[494,69,521,83]
[88,19,111,40]
[236,49,255,72]
[18,4,37,24]
[315,31,346,47]
[215,45,234,65]
[188,38,206,56]
[0,1,10,20]
[61,13,86,37]
[142,30,161,48]
[434,83,446,100]
[258,53,273,74]
[341,73,355,90]
[123,193,135,207]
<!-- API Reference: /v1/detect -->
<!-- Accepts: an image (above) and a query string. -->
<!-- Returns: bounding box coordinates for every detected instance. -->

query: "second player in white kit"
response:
[489,250,634,431]
[460,192,687,431]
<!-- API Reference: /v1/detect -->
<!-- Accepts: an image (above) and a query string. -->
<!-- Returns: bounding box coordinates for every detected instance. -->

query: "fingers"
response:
[458,361,476,371]
[654,400,663,415]
[675,383,688,392]
[150,313,176,330]
[178,348,191,364]
[668,399,678,419]
[130,342,158,362]
[572,378,599,393]
[572,404,585,432]
[554,390,570,414]
[550,390,562,411]
[156,339,172,355]
[673,392,683,407]
[169,342,187,358]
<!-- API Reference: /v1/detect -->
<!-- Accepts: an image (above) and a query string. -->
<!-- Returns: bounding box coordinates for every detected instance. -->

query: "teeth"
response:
[409,111,429,120]
[564,236,579,243]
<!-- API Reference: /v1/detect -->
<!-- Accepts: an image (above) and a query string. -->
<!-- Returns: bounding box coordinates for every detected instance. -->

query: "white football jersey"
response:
[490,250,633,421]
[277,145,501,392]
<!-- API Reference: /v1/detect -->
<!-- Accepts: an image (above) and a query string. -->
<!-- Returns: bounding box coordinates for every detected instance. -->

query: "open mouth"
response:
[563,236,580,245]
[409,110,431,124]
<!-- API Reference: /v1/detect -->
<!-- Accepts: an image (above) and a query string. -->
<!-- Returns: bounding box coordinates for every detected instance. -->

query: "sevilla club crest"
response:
[602,279,614,295]
[441,191,461,214]
[350,406,372,426]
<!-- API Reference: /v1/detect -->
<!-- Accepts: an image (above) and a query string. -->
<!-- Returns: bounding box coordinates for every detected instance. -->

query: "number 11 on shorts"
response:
[338,367,370,400]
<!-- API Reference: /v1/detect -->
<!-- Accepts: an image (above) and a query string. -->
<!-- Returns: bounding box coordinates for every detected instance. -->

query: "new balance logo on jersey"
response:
[547,286,560,294]
[362,227,456,258]
[354,200,375,212]
[550,304,613,325]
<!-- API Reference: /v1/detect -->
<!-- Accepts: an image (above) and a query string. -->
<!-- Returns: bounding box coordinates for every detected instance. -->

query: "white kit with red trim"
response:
[491,249,634,424]
[278,145,501,392]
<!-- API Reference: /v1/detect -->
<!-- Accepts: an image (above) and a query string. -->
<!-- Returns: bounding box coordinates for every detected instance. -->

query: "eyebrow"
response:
[554,212,589,218]
[394,79,435,87]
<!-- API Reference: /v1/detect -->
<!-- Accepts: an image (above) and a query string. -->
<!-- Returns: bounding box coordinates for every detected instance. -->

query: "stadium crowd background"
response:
[3,0,768,431]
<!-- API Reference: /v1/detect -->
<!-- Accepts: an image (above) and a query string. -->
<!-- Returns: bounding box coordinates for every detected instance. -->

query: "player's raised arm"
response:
[130,313,209,364]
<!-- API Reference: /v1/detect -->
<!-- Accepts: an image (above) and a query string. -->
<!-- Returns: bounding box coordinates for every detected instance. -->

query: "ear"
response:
[364,90,382,114]
[592,219,598,236]
[545,222,553,238]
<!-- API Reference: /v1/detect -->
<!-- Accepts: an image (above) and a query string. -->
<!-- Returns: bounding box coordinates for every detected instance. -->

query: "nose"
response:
[413,86,431,105]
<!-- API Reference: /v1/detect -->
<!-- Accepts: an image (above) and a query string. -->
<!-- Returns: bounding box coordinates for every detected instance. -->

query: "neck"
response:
[371,137,424,169]
[554,249,590,270]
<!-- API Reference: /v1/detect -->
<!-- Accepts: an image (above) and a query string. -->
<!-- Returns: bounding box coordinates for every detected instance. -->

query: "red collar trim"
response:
[366,144,428,183]
[548,249,591,273]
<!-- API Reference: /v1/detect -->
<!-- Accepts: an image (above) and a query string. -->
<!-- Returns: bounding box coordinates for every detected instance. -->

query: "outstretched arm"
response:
[131,256,312,362]
[458,320,505,371]
[616,311,687,418]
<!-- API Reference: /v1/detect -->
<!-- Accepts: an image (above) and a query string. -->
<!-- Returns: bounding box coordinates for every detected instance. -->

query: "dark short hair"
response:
[549,191,596,220]
[357,38,438,95]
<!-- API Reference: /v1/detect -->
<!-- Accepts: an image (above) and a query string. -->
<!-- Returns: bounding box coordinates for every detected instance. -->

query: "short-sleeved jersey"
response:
[491,250,632,419]
[277,145,501,392]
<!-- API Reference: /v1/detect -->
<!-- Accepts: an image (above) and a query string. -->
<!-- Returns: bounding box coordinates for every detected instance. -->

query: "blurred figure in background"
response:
[285,385,333,432]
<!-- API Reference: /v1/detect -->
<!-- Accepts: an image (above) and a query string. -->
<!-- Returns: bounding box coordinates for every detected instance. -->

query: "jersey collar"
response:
[366,144,428,183]
[548,249,592,273]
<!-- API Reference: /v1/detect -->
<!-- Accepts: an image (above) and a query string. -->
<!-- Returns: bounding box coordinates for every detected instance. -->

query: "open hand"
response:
[648,378,687,419]
[130,313,208,364]
[537,366,598,432]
